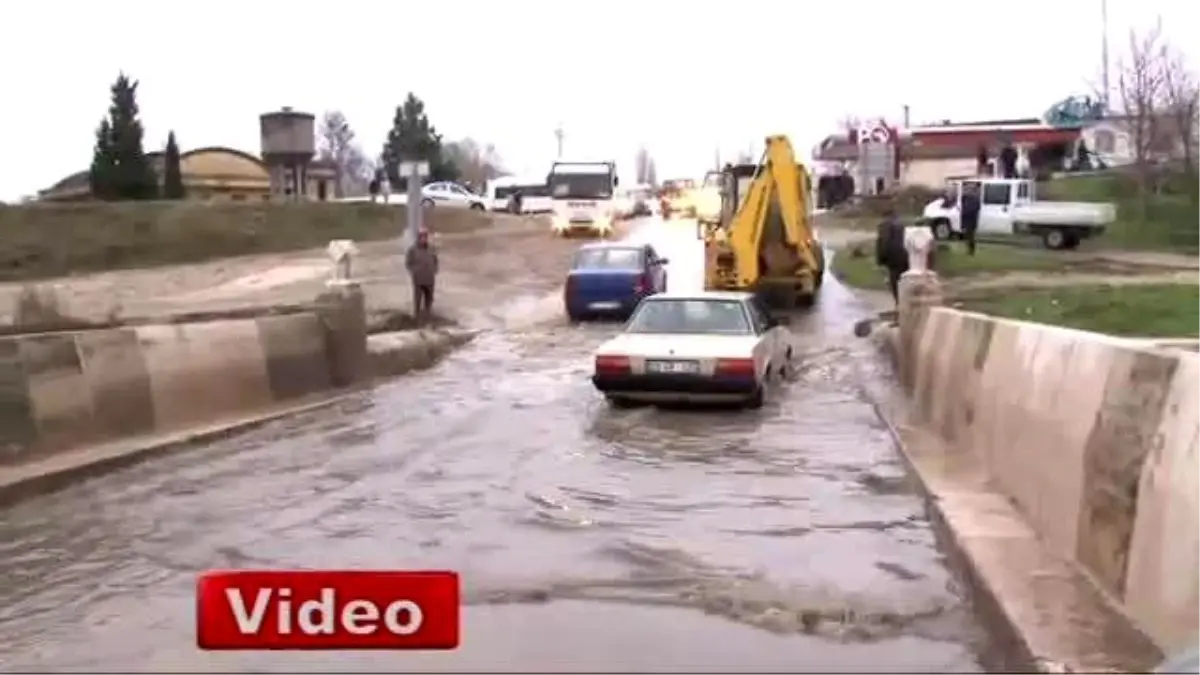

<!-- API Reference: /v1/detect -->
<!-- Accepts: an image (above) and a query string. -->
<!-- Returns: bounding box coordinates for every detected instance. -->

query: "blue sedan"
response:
[564,243,669,321]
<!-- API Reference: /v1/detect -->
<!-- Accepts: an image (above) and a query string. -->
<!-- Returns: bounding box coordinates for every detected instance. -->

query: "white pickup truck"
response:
[920,178,1116,250]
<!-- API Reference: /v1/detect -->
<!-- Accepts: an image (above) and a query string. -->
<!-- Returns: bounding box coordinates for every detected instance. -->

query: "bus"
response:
[485,176,553,214]
[546,161,619,237]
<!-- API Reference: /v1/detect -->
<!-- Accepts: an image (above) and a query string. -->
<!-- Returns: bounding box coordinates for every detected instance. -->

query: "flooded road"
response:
[0,221,990,672]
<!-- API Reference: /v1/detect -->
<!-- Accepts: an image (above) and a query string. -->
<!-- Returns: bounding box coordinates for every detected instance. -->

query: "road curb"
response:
[0,392,359,509]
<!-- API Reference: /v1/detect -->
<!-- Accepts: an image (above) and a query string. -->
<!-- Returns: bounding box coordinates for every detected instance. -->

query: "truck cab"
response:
[547,161,620,237]
[921,177,1115,250]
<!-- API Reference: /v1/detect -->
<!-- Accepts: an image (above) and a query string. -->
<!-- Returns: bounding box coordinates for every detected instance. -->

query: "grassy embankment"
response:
[952,284,1199,338]
[831,243,1072,291]
[831,243,1198,338]
[826,171,1198,337]
[835,241,1200,336]
[0,200,495,283]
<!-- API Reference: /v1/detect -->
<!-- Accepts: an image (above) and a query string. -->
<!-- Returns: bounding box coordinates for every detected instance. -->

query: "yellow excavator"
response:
[700,135,825,311]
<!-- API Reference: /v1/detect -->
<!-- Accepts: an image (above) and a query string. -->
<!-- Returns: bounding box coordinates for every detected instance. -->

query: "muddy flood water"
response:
[0,221,993,672]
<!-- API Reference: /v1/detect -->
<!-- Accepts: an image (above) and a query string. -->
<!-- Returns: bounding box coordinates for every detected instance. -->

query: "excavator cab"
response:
[701,136,825,312]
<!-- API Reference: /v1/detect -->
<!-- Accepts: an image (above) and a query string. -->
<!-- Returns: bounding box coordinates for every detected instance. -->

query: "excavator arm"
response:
[726,136,819,285]
[705,135,823,308]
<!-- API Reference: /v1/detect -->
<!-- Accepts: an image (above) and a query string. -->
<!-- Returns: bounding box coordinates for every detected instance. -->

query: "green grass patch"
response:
[831,242,1067,291]
[953,284,1199,338]
[0,200,495,282]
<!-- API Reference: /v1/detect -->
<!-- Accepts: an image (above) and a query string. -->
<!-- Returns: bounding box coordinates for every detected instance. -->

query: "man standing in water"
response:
[874,208,909,307]
[405,229,439,324]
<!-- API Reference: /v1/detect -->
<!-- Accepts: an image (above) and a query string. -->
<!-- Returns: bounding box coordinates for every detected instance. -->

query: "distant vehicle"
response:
[548,161,620,237]
[694,171,723,225]
[421,181,488,210]
[563,242,669,321]
[660,178,697,219]
[618,183,657,218]
[920,177,1115,250]
[590,291,791,409]
[486,176,553,214]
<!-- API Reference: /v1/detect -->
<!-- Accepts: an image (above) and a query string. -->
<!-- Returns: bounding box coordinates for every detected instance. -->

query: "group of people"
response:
[873,181,981,306]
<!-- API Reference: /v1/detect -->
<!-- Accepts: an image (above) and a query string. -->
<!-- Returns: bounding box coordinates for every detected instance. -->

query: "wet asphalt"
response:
[0,219,990,673]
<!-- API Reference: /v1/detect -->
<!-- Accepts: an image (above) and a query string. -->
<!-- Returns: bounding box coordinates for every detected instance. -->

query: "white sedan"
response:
[421,181,488,210]
[591,291,793,408]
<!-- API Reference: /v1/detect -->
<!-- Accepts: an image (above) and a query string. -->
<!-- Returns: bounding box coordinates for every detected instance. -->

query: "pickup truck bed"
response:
[1012,201,1116,227]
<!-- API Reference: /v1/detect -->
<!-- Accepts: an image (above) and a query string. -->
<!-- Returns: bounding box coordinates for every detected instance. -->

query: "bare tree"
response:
[444,138,504,191]
[1114,23,1168,197]
[316,110,370,198]
[1162,46,1199,176]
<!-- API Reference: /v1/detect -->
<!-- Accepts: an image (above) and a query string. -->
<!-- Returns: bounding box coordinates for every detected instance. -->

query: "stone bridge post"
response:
[896,226,944,387]
[316,240,368,387]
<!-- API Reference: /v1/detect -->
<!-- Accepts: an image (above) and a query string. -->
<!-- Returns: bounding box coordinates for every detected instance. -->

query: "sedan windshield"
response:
[626,299,751,335]
[573,247,643,270]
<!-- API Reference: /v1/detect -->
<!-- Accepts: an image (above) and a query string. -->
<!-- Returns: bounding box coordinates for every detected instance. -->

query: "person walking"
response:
[960,182,982,256]
[874,208,909,306]
[405,229,439,324]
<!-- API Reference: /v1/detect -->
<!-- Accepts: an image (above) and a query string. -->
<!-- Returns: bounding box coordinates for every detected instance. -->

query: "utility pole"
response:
[1101,0,1111,110]
[554,123,564,159]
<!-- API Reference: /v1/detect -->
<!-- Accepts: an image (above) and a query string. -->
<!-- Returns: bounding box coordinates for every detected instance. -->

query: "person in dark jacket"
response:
[959,182,982,256]
[875,209,909,305]
[405,229,439,324]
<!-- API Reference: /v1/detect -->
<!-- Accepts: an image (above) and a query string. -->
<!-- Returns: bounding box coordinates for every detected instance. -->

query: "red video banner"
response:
[196,570,460,650]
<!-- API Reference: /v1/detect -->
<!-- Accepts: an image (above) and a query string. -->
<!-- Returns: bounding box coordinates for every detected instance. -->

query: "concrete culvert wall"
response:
[899,306,1199,657]
[0,284,376,465]
[0,281,478,477]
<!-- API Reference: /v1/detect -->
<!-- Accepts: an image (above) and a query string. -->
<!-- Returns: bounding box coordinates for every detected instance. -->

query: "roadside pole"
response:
[399,160,431,247]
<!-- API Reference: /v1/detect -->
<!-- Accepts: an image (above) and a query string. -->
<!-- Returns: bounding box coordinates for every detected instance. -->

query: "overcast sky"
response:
[1,0,1194,201]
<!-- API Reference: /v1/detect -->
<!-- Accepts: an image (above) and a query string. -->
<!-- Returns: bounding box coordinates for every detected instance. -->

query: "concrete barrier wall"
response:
[0,312,337,465]
[904,307,1199,652]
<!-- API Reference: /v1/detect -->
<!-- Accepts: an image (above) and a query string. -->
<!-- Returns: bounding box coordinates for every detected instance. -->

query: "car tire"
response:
[421,198,435,209]
[744,386,765,410]
[469,202,485,211]
[606,395,636,408]
[931,219,952,240]
[1042,228,1067,250]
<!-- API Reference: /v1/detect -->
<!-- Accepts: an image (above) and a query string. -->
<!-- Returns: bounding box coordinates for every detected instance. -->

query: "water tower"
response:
[259,107,316,201]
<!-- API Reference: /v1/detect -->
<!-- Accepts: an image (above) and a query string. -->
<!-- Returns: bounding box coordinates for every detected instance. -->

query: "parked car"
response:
[563,242,669,321]
[421,181,488,210]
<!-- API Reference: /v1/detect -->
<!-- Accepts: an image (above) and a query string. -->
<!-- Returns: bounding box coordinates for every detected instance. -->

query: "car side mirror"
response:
[613,176,620,187]
[658,257,670,265]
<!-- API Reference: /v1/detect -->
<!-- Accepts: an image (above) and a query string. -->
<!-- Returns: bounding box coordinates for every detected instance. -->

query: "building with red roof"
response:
[813,116,1083,190]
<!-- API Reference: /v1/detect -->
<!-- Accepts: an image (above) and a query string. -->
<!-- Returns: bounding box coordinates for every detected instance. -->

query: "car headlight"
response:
[552,218,568,232]
[593,216,612,230]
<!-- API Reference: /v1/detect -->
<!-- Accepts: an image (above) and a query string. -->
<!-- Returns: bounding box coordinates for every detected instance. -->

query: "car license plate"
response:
[646,360,699,375]
[588,301,620,310]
